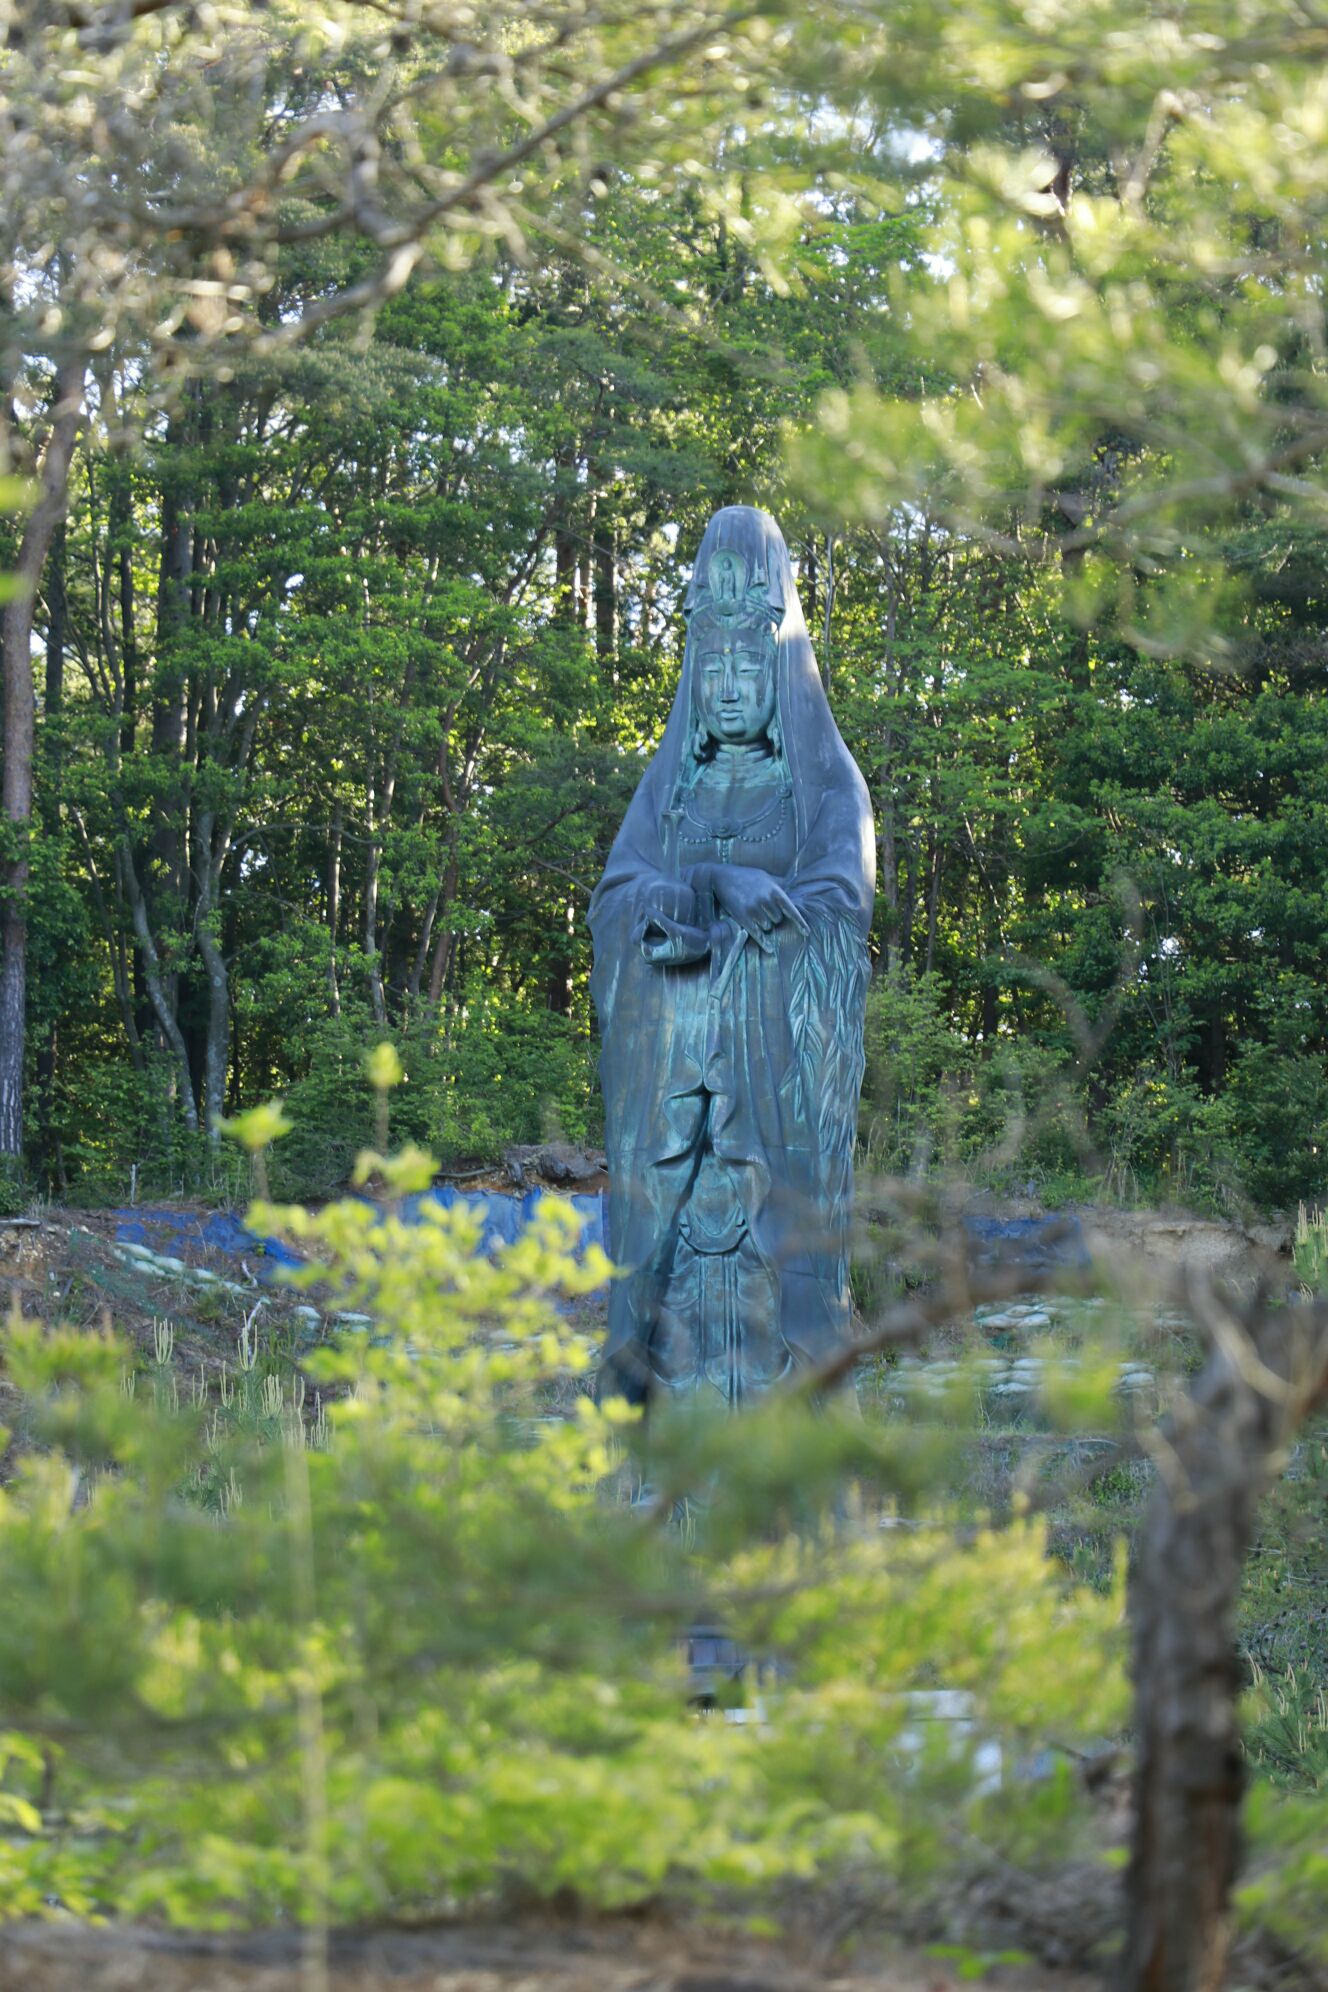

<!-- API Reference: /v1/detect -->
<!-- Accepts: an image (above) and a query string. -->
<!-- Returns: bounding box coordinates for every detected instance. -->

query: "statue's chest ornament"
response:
[680,785,786,854]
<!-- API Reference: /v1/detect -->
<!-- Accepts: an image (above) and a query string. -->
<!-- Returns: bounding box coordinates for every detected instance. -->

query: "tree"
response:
[0,363,82,1159]
[0,0,794,1157]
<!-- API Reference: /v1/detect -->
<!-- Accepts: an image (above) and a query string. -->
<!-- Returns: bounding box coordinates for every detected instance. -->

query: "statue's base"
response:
[684,1624,746,1705]
[684,1624,785,1707]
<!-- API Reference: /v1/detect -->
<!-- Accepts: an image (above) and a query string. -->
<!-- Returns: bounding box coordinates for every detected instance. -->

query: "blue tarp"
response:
[113,1188,607,1280]
[407,1185,606,1257]
[112,1204,305,1271]
[113,1197,1080,1291]
[962,1211,1089,1270]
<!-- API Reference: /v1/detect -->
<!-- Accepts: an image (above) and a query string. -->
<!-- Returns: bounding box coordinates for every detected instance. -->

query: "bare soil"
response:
[0,1913,1102,1992]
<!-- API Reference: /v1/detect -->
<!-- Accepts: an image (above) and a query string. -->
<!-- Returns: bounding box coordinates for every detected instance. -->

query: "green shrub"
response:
[1095,1065,1239,1211]
[0,1158,26,1219]
[266,999,599,1201]
[52,1057,248,1207]
[433,992,599,1160]
[1221,1048,1328,1214]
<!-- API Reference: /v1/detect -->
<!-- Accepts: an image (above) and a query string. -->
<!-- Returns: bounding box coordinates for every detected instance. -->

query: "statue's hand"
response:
[636,911,711,965]
[711,865,810,949]
[640,877,697,927]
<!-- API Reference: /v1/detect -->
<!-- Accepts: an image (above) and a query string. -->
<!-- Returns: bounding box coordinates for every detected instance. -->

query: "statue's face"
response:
[693,624,776,745]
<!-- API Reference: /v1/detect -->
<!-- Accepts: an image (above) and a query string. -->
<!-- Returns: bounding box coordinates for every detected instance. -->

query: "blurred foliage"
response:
[1235,1220,1328,1964]
[0,1150,1130,1927]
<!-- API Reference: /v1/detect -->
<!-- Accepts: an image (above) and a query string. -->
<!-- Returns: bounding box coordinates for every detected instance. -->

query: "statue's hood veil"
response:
[598,506,873,932]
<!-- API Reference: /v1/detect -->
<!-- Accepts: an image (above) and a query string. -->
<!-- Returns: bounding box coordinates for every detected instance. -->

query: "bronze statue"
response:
[590,507,874,1407]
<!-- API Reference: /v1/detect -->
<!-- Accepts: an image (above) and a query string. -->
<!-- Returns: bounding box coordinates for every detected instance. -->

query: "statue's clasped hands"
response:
[709,865,810,952]
[635,865,810,966]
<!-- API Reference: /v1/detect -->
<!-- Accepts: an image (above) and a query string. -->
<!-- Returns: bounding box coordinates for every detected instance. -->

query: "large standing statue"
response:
[590,506,875,1407]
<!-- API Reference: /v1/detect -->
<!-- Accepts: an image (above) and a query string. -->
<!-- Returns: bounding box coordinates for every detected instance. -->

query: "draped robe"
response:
[589,508,875,1404]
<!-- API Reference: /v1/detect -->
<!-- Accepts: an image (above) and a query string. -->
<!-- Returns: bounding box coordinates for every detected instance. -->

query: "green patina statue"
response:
[590,507,874,1407]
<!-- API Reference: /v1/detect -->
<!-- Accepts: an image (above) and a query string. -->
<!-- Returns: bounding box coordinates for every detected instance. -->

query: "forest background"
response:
[7,0,1328,1223]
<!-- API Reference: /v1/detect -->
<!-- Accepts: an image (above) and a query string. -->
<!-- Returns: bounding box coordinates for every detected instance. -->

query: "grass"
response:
[1238,1418,1328,1789]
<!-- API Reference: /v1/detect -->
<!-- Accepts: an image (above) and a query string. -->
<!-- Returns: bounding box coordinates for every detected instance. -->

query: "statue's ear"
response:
[692,722,709,760]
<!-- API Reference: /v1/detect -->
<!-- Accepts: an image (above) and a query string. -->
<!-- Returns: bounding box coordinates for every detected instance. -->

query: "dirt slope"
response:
[1,1916,1101,1992]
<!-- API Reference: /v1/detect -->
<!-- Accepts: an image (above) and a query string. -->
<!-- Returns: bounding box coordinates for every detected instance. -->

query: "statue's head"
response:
[685,532,784,754]
[691,610,777,746]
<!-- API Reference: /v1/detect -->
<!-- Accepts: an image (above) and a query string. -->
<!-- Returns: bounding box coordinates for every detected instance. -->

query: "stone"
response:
[502,1141,607,1190]
[591,508,874,1407]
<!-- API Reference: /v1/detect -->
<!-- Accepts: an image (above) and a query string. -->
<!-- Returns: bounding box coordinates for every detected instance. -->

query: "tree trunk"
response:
[553,441,579,624]
[363,651,415,1029]
[113,457,139,758]
[0,362,83,1158]
[363,771,387,1028]
[593,517,617,665]
[1122,1294,1328,1991]
[149,406,194,1039]
[118,842,199,1135]
[923,814,942,976]
[75,815,143,1074]
[877,562,900,973]
[326,800,342,1015]
[546,899,574,1016]
[192,808,229,1138]
[43,518,67,798]
[35,518,69,1180]
[426,838,461,1005]
[820,532,835,693]
[555,526,577,621]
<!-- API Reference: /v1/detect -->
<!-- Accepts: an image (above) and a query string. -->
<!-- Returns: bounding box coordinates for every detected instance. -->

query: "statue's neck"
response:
[711,740,773,765]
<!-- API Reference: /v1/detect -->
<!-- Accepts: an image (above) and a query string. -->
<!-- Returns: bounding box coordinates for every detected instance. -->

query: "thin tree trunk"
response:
[326,801,343,1015]
[118,843,199,1134]
[923,815,942,976]
[73,811,143,1072]
[426,838,461,1005]
[35,517,69,1179]
[43,518,67,799]
[553,435,580,626]
[116,465,139,757]
[410,878,442,1002]
[555,527,577,621]
[363,768,386,1027]
[546,900,574,1016]
[593,517,617,666]
[192,808,229,1137]
[149,405,193,1041]
[0,361,83,1158]
[820,531,835,693]
[877,561,900,973]
[587,466,616,663]
[362,647,416,1028]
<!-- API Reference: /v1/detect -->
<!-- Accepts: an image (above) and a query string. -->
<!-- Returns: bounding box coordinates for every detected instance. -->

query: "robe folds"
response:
[589,507,875,1403]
